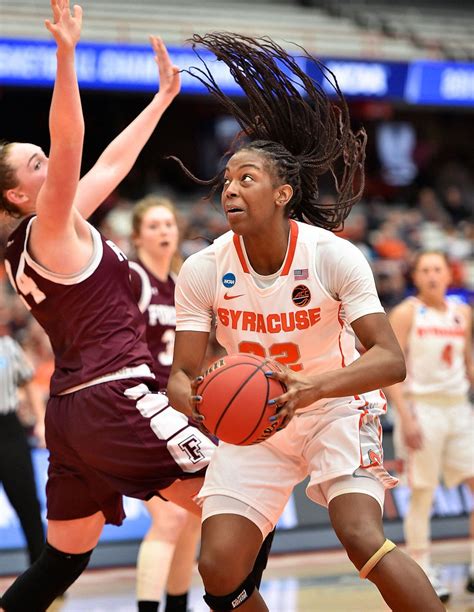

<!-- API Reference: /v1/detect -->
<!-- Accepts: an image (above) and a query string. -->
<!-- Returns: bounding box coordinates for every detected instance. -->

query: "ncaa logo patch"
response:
[222,272,236,288]
[292,285,311,308]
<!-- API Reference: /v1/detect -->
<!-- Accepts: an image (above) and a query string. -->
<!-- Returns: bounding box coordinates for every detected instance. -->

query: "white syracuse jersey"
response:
[213,220,378,412]
[406,297,469,397]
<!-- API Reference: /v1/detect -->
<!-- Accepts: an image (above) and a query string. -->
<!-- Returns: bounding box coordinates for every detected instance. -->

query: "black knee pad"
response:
[0,542,93,612]
[251,528,275,589]
[203,572,256,610]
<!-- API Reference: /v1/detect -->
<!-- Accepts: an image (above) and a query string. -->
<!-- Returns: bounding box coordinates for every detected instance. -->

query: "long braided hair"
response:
[171,33,367,231]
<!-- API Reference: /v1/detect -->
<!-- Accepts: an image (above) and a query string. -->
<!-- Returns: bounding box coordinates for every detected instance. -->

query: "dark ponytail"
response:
[170,33,366,230]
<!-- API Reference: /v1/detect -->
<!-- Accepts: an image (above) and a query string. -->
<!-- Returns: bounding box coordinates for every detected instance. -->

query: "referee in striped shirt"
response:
[0,329,45,565]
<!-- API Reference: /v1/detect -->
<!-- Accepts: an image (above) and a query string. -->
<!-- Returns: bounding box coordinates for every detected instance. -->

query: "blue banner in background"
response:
[310,59,408,100]
[0,38,473,107]
[0,39,242,94]
[405,60,474,106]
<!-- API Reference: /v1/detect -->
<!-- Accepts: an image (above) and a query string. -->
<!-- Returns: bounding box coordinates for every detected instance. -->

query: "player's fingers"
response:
[191,375,203,394]
[191,407,212,436]
[192,406,204,420]
[275,406,294,429]
[149,35,159,53]
[151,36,168,62]
[267,387,290,408]
[50,0,61,23]
[265,368,291,388]
[73,4,83,25]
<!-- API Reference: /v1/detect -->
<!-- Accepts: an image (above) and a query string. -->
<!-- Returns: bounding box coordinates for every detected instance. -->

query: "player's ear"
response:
[274,184,293,208]
[5,189,27,205]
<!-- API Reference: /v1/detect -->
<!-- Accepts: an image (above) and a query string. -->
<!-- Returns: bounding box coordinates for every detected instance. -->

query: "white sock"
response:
[136,540,175,602]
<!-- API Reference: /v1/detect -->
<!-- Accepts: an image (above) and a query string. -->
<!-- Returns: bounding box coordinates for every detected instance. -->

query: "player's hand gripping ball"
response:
[195,353,286,445]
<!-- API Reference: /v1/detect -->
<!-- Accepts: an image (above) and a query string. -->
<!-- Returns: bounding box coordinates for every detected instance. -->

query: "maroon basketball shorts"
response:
[45,378,216,524]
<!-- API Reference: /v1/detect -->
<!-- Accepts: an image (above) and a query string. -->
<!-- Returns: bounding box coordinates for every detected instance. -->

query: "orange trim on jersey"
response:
[232,234,250,273]
[358,409,369,467]
[354,394,369,409]
[337,303,346,367]
[232,219,299,276]
[280,220,299,276]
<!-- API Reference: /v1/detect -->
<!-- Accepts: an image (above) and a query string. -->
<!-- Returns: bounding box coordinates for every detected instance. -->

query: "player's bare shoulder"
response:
[389,299,417,349]
[456,301,472,329]
[390,297,417,322]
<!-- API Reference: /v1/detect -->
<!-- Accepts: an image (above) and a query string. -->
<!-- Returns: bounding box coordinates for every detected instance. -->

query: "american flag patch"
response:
[294,268,308,280]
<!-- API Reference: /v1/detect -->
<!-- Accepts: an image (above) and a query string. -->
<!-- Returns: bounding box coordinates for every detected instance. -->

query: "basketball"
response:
[196,353,286,445]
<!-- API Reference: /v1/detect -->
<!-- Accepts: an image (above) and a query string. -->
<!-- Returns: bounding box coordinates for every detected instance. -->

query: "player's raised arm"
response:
[35,0,84,231]
[75,36,181,219]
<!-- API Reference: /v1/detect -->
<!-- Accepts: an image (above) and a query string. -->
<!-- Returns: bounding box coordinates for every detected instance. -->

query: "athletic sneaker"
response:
[466,569,474,593]
[426,570,451,603]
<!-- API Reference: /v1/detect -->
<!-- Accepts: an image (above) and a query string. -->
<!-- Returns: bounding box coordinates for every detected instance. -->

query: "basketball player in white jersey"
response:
[167,33,443,612]
[387,251,474,601]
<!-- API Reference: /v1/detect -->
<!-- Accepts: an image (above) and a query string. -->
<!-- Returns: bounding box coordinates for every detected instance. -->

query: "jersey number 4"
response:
[5,256,46,310]
[441,343,453,368]
[238,341,303,371]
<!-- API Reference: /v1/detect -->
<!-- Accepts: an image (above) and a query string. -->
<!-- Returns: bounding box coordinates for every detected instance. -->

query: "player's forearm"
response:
[50,48,84,146]
[92,95,171,181]
[315,344,406,401]
[23,381,46,423]
[167,370,193,416]
[384,381,412,420]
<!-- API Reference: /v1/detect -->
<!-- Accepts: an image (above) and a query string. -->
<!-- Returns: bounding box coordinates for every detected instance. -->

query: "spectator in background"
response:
[415,188,450,226]
[372,221,409,261]
[441,185,472,225]
[0,296,45,567]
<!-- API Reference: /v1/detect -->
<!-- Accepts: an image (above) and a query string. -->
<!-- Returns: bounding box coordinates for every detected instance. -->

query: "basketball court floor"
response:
[1,539,471,611]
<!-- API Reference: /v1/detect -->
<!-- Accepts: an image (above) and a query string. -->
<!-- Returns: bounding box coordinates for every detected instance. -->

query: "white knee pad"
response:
[202,495,274,539]
[320,474,385,514]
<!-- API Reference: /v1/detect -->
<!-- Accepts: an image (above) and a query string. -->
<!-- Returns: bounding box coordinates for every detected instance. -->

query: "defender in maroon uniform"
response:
[5,216,214,511]
[0,5,211,611]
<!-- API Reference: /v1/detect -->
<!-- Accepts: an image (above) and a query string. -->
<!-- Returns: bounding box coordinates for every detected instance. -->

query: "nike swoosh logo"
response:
[223,292,245,300]
[352,468,377,481]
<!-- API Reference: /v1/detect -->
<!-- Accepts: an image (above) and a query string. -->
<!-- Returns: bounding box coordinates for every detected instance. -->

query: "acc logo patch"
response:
[292,284,311,307]
[222,272,236,288]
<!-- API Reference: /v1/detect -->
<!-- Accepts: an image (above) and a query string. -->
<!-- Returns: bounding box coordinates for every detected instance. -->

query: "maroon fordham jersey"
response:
[129,259,176,388]
[4,216,153,395]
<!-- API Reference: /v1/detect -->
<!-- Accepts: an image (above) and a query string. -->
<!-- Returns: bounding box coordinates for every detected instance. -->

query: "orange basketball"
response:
[196,353,286,445]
